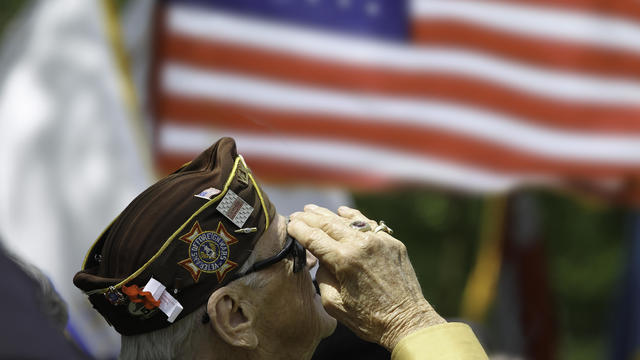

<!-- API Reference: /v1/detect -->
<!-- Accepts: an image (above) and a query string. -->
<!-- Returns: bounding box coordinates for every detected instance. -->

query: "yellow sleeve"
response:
[391,323,488,360]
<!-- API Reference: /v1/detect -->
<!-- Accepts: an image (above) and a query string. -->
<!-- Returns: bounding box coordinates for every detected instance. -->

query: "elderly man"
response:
[74,138,486,359]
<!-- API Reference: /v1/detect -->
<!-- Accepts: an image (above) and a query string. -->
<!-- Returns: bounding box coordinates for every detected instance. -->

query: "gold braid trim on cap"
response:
[85,156,245,296]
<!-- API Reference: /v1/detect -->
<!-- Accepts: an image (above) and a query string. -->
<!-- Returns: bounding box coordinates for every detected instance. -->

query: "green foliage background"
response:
[354,189,626,360]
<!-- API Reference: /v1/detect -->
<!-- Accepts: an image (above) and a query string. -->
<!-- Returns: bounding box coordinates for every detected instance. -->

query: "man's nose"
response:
[306,249,318,269]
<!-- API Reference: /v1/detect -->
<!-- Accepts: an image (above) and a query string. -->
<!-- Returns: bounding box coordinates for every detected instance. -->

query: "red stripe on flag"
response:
[156,152,394,189]
[159,34,640,134]
[411,19,640,80]
[157,96,640,178]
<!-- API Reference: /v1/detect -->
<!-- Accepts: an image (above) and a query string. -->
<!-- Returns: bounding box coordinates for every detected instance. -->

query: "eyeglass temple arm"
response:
[227,235,295,281]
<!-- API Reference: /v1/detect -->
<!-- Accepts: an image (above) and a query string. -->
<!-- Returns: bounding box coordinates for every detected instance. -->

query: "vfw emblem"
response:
[178,221,238,282]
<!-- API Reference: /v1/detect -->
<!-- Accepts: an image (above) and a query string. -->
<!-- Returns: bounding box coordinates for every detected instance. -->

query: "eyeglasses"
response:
[226,233,307,282]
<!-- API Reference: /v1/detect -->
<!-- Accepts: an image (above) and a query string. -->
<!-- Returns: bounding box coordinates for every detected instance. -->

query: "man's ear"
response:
[207,287,259,349]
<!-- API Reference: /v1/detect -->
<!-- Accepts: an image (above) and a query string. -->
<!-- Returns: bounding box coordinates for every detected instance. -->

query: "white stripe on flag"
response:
[163,64,640,165]
[411,0,640,54]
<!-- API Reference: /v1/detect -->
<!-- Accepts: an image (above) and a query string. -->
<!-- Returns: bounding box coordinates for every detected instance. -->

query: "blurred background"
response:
[0,0,639,359]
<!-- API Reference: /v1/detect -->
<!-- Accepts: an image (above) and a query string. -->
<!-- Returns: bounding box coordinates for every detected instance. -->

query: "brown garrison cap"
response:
[73,138,276,335]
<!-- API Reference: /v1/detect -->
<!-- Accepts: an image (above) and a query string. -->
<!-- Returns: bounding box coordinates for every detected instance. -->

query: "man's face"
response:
[249,214,336,352]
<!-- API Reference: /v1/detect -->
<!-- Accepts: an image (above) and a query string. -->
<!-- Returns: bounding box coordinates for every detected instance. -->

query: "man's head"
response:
[73,138,335,359]
[199,214,336,358]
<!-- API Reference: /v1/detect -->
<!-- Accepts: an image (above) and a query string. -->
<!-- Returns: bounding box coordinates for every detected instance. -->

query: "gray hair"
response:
[120,251,267,360]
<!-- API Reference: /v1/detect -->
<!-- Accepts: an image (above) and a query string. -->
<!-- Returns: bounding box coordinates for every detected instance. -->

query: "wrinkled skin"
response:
[252,214,336,359]
[288,205,446,351]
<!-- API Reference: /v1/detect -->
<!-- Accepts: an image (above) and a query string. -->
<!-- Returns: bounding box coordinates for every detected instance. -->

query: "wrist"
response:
[379,300,446,351]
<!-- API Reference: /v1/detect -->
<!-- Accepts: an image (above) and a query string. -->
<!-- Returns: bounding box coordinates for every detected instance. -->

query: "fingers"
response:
[287,218,342,272]
[337,206,364,219]
[292,210,353,243]
[338,206,378,229]
[304,204,376,229]
[304,204,340,218]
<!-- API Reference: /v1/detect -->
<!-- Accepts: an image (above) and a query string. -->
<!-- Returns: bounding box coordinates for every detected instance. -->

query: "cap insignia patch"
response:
[178,221,239,282]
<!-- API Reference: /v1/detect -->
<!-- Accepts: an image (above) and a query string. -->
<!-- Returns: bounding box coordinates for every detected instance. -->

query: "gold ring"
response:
[374,221,393,235]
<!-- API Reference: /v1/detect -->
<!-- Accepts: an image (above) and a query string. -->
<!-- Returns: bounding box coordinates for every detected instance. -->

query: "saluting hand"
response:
[288,205,446,351]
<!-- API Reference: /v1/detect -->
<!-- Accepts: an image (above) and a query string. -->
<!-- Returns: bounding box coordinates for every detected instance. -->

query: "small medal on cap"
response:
[236,166,249,186]
[105,286,127,306]
[194,187,221,200]
[216,189,254,228]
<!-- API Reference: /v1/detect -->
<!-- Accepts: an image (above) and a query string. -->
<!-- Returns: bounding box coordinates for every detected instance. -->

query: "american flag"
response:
[151,0,640,194]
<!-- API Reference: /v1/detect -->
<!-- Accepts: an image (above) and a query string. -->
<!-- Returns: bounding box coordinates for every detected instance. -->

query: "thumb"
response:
[316,265,345,316]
